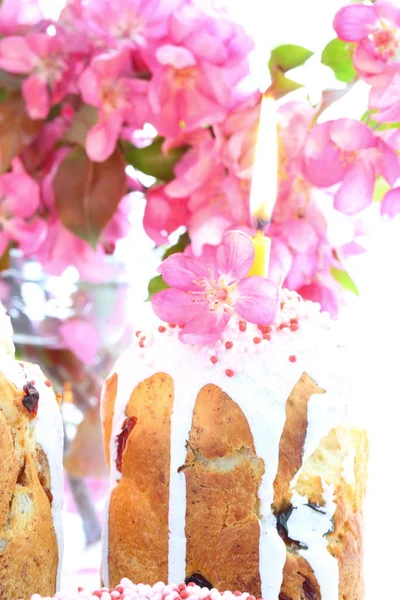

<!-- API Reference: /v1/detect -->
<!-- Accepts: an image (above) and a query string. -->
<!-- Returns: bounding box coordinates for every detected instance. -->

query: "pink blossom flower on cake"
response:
[79,48,149,162]
[334,2,400,81]
[0,158,46,255]
[0,33,73,119]
[302,118,399,214]
[151,231,278,344]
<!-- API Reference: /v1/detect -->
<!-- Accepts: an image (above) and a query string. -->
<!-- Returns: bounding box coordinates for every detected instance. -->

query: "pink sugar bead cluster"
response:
[31,580,261,600]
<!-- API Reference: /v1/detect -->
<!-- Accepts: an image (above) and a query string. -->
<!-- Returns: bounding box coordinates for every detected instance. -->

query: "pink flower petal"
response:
[381,187,400,218]
[60,319,101,366]
[334,160,375,214]
[22,72,50,119]
[0,36,36,73]
[179,309,229,345]
[353,40,386,76]
[333,5,377,42]
[375,139,399,185]
[158,253,210,291]
[156,44,196,69]
[215,230,254,282]
[298,282,339,317]
[303,123,344,187]
[330,119,375,151]
[151,288,201,325]
[86,115,122,162]
[4,217,47,253]
[235,276,278,325]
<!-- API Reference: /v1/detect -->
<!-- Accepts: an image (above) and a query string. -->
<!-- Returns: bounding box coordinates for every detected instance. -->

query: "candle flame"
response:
[249,94,277,231]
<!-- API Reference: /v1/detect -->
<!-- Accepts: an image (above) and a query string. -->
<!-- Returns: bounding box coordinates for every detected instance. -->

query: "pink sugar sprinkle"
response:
[289,355,297,362]
[31,580,263,600]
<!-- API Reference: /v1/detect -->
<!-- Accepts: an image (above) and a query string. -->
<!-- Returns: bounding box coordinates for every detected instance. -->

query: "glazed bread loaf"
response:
[102,291,368,600]
[0,305,63,599]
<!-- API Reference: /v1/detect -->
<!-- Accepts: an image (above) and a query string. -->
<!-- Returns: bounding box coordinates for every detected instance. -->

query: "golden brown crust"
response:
[273,373,325,512]
[185,384,264,596]
[279,552,322,600]
[108,373,173,588]
[0,370,58,599]
[106,372,368,599]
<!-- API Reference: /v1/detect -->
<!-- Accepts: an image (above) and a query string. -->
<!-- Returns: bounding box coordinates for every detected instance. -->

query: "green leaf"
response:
[124,137,188,182]
[0,92,43,173]
[373,177,391,202]
[269,44,314,74]
[331,267,360,296]
[267,70,303,100]
[0,88,9,103]
[321,39,356,84]
[64,104,98,146]
[147,275,169,299]
[162,231,190,259]
[54,146,126,247]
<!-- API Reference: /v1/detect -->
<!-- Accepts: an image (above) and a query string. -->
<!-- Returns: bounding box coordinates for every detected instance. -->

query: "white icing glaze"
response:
[23,362,64,590]
[0,306,63,590]
[104,291,365,599]
[0,303,15,356]
[289,485,338,600]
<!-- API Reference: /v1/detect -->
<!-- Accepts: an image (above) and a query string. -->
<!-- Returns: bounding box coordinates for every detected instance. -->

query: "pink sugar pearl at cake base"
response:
[30,581,262,600]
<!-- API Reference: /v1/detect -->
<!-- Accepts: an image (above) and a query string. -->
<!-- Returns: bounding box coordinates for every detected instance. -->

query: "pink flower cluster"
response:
[1,0,400,311]
[334,0,400,222]
[0,0,255,280]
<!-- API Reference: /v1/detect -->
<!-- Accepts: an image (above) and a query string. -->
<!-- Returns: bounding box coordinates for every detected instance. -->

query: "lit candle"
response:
[247,94,277,278]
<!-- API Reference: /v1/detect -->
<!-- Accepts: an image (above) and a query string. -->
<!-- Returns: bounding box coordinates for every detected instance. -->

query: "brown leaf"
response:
[0,92,43,172]
[63,104,99,146]
[53,145,126,247]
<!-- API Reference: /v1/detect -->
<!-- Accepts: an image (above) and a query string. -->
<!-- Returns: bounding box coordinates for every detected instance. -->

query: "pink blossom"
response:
[34,211,130,283]
[68,0,183,50]
[79,48,148,161]
[0,0,42,35]
[381,186,400,217]
[0,158,46,256]
[144,185,190,245]
[297,281,340,317]
[145,4,254,137]
[60,319,101,366]
[302,118,398,214]
[0,33,73,119]
[151,230,278,345]
[334,2,400,81]
[188,170,250,255]
[368,70,400,122]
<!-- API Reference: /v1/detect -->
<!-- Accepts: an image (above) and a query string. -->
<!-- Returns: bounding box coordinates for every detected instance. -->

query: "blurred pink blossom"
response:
[0,33,74,119]
[146,3,254,137]
[334,2,400,81]
[302,118,398,214]
[79,48,148,161]
[0,158,46,256]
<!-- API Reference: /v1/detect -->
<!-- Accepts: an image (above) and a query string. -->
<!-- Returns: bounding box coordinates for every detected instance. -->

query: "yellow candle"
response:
[248,95,277,278]
[247,230,271,278]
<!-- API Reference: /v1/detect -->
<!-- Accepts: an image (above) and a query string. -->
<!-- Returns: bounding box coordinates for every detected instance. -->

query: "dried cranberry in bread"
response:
[0,305,63,599]
[102,291,368,600]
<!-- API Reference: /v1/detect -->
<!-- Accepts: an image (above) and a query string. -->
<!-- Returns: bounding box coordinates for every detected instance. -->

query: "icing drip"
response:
[0,303,15,356]
[105,291,365,600]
